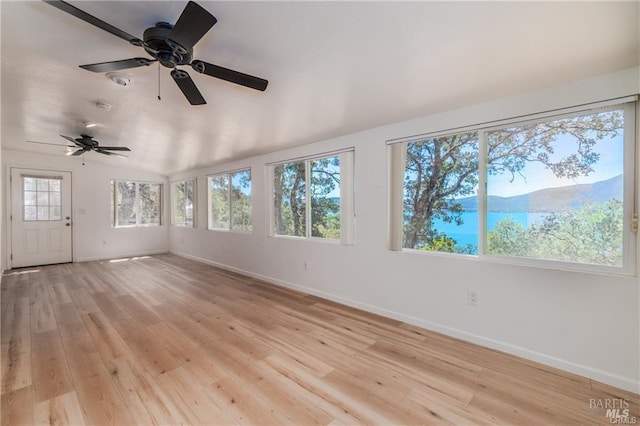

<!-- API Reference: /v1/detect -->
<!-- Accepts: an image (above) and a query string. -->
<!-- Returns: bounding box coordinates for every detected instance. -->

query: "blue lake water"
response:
[432,212,546,251]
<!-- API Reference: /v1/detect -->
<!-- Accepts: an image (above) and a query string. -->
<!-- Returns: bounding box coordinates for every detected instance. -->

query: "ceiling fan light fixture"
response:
[106,72,131,87]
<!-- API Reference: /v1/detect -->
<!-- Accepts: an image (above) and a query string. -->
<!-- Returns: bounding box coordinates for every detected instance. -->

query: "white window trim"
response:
[267,150,355,244]
[389,98,638,277]
[170,178,197,228]
[207,168,252,232]
[111,180,163,228]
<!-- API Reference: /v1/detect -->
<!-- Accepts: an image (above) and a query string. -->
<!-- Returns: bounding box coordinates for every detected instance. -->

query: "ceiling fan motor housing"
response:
[78,135,98,147]
[143,22,193,68]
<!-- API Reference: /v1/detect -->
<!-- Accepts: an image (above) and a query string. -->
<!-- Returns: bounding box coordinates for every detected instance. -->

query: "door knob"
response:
[66,216,71,220]
[65,223,71,227]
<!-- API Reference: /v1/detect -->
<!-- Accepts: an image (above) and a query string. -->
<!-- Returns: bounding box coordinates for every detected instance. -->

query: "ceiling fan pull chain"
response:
[157,62,162,101]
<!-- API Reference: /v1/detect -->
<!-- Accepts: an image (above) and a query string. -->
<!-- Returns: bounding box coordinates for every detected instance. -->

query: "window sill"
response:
[399,247,634,278]
[207,228,253,235]
[270,234,341,245]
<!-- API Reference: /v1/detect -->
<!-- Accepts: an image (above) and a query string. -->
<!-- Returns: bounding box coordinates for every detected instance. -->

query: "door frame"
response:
[6,166,74,269]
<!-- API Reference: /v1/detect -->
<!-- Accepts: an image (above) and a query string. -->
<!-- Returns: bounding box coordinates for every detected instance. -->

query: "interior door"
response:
[10,168,72,268]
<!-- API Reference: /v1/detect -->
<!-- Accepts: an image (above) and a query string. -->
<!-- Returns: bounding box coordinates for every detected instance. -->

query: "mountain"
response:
[456,174,622,212]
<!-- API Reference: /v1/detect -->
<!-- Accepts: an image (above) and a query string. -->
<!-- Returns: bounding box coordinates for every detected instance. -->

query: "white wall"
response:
[169,67,640,393]
[2,150,169,267]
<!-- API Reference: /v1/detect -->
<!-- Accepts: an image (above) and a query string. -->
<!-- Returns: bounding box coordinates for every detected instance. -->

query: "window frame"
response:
[170,178,197,228]
[389,98,637,276]
[268,149,355,244]
[110,180,163,228]
[22,175,63,222]
[207,168,253,233]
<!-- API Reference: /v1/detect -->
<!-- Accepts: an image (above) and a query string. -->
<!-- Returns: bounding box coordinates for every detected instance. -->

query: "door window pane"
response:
[23,176,62,221]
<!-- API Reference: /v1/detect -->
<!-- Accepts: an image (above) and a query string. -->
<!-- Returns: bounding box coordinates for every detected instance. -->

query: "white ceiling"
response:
[2,1,638,175]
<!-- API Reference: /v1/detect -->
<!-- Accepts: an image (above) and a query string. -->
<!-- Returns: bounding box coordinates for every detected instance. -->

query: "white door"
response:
[10,168,72,268]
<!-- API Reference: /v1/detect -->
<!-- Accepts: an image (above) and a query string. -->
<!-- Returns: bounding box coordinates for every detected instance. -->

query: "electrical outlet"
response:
[468,290,479,306]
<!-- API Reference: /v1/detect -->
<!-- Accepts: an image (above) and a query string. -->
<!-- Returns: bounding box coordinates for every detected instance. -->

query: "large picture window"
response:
[208,169,252,231]
[171,178,196,227]
[391,99,636,274]
[271,150,355,243]
[111,180,163,227]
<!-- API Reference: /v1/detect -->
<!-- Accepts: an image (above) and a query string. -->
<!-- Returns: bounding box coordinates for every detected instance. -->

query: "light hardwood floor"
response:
[1,254,638,425]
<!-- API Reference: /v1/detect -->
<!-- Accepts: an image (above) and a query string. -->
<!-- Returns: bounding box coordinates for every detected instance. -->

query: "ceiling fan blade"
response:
[171,69,206,105]
[98,146,131,152]
[60,135,84,147]
[168,1,217,50]
[27,140,74,147]
[80,58,155,73]
[96,148,128,158]
[43,1,142,45]
[68,149,86,156]
[191,60,268,91]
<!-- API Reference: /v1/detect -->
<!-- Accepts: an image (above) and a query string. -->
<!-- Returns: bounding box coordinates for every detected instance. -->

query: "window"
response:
[171,179,196,227]
[208,169,252,231]
[111,180,163,227]
[23,176,62,221]
[391,99,636,274]
[270,150,355,243]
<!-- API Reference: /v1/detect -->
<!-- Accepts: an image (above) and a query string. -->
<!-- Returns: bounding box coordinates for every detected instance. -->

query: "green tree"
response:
[488,200,623,266]
[174,182,186,225]
[403,110,623,251]
[210,175,229,229]
[274,157,340,238]
[231,171,252,230]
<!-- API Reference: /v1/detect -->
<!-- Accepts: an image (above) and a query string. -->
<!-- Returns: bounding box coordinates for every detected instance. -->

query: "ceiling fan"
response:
[28,135,131,157]
[43,0,269,105]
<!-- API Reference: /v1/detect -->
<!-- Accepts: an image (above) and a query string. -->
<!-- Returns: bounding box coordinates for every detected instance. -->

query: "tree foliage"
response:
[113,181,161,226]
[210,172,252,230]
[274,157,340,238]
[403,110,624,252]
[487,200,623,266]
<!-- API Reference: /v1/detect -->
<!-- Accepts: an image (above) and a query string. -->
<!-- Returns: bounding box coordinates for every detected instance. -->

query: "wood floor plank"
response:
[107,356,190,425]
[1,385,33,425]
[34,391,85,426]
[2,253,637,426]
[31,334,74,403]
[1,341,32,394]
[73,373,136,426]
[80,311,131,362]
[61,336,109,382]
[29,283,57,333]
[147,322,228,386]
[156,367,236,425]
[46,282,73,305]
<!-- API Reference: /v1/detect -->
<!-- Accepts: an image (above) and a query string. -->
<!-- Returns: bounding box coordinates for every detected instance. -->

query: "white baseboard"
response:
[76,249,169,263]
[170,250,640,394]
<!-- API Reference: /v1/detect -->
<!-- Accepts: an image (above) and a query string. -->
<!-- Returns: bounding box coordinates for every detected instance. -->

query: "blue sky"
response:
[486,132,624,197]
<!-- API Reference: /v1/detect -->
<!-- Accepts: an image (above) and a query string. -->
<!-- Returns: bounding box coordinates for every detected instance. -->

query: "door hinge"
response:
[9,215,12,221]
[10,254,12,261]
[632,213,639,233]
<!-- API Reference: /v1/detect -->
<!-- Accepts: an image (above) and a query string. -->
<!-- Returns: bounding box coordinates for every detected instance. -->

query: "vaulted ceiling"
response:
[2,1,638,175]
